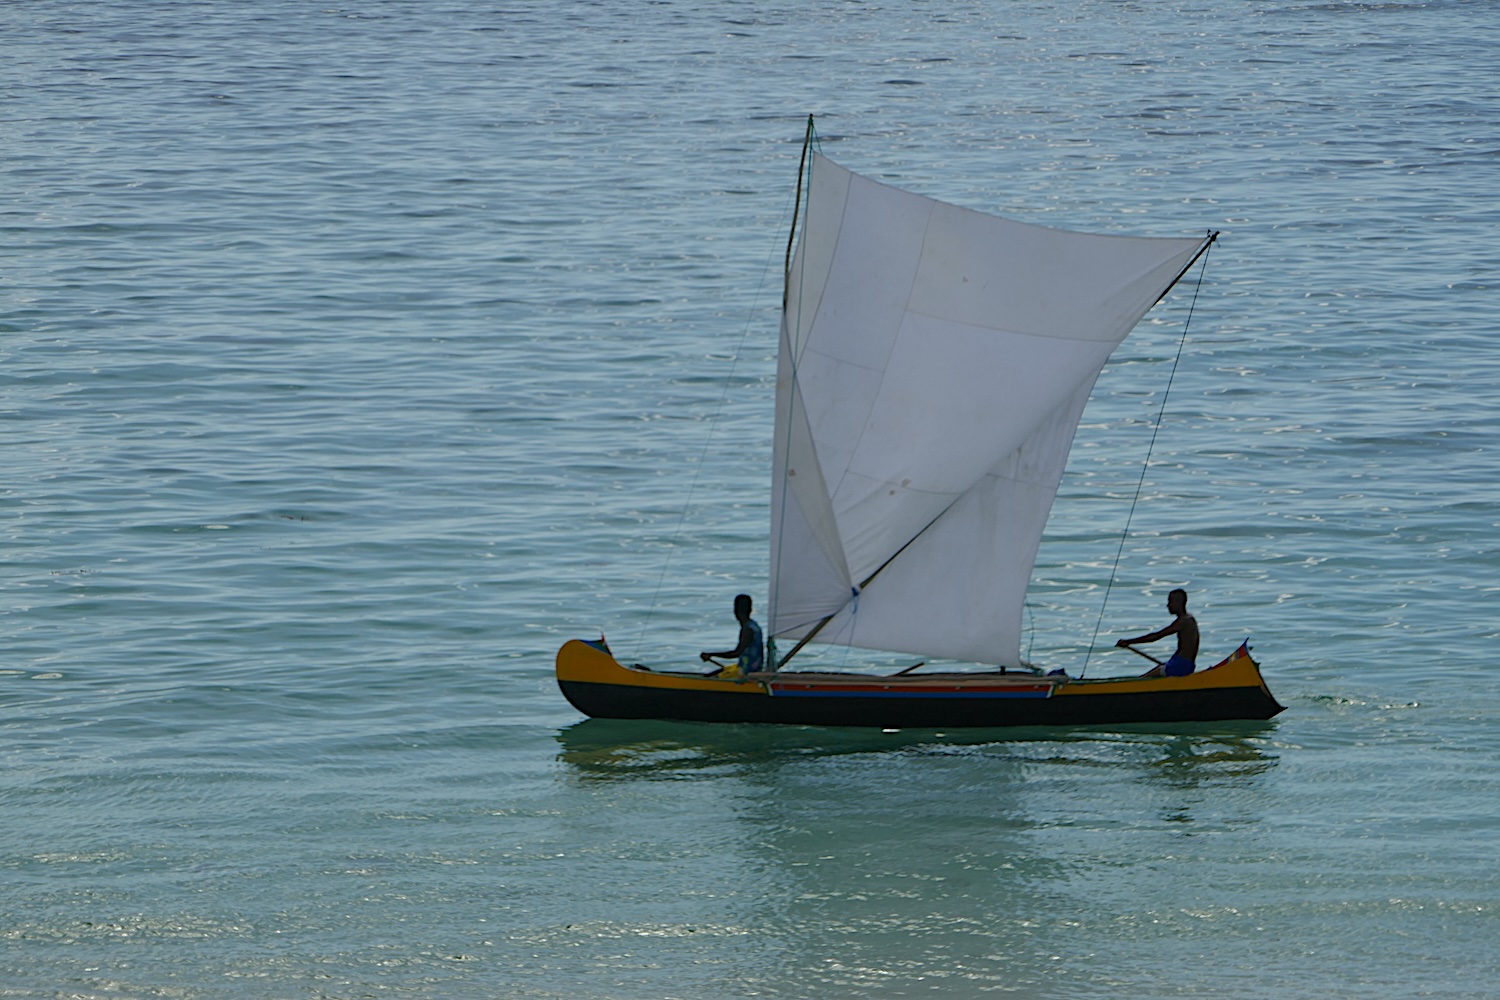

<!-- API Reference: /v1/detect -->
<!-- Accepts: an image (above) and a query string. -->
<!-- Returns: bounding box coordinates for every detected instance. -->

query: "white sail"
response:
[769,154,1209,666]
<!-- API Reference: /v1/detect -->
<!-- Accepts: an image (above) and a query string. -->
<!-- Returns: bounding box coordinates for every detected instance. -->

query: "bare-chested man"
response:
[1116,588,1199,677]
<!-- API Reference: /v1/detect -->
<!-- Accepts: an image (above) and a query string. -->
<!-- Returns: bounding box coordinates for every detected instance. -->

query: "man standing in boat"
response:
[700,594,765,680]
[1117,588,1199,676]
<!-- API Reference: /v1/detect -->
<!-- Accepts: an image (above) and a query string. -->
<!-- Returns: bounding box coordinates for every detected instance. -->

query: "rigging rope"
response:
[1079,235,1215,678]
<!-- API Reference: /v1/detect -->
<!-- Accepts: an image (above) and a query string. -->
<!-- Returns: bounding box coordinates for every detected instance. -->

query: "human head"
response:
[734,594,753,621]
[1167,588,1188,614]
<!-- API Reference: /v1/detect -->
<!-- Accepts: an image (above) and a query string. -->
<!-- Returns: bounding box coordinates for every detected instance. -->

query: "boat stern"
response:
[554,638,771,721]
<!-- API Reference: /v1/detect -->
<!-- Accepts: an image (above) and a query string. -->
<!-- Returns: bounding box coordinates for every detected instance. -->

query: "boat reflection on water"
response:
[553,717,948,779]
[554,717,1280,785]
[550,718,1281,994]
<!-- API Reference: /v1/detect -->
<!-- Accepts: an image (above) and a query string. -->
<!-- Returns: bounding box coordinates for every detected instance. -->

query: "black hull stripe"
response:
[560,680,1285,728]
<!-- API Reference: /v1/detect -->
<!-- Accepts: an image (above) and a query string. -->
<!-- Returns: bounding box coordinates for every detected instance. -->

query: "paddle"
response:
[1118,643,1164,666]
[699,655,733,677]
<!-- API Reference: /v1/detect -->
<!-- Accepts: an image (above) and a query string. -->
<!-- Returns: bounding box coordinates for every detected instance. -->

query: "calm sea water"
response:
[5,1,1499,997]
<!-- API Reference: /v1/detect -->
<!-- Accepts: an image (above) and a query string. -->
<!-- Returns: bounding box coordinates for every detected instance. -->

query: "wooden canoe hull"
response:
[555,639,1284,729]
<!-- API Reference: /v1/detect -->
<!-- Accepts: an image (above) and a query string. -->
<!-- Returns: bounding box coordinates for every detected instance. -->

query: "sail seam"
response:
[823,197,936,507]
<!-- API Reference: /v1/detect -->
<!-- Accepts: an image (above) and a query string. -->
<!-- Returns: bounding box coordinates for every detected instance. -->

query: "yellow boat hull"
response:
[556,639,1284,728]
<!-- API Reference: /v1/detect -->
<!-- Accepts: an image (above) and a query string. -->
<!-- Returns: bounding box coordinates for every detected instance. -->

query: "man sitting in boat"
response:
[1116,588,1199,677]
[699,594,765,681]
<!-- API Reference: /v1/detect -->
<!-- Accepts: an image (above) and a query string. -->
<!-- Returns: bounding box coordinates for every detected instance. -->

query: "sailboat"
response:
[556,122,1283,729]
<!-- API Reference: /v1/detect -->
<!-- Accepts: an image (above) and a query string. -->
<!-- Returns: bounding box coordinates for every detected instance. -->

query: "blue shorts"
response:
[1162,653,1196,677]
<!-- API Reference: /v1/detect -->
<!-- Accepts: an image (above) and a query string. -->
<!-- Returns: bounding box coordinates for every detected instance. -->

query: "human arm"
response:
[1115,618,1181,648]
[701,623,755,662]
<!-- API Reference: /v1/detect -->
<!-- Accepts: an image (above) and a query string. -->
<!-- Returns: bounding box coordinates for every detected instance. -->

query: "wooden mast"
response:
[783,115,815,309]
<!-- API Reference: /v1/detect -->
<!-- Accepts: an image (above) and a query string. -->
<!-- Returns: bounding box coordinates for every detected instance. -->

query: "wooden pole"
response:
[783,114,815,310]
[1119,644,1164,666]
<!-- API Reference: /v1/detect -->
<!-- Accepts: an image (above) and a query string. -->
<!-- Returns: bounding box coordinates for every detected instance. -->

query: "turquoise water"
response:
[5,1,1499,996]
